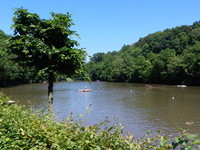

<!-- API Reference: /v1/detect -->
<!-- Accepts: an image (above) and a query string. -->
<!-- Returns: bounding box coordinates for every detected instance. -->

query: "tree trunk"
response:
[48,72,54,114]
[48,72,54,104]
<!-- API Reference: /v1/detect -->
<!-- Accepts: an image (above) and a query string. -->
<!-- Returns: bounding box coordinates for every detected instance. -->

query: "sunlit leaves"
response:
[9,8,86,76]
[87,22,200,85]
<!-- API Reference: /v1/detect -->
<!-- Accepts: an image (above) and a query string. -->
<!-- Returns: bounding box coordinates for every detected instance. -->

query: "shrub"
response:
[0,92,200,149]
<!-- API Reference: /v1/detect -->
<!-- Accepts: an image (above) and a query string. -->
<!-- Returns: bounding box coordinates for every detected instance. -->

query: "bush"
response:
[0,93,200,149]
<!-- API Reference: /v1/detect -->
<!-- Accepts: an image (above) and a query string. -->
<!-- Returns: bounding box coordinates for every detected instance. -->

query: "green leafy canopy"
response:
[8,8,86,76]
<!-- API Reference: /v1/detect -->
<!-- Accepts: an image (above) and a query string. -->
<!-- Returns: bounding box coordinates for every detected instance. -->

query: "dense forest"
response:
[87,21,200,85]
[0,30,53,86]
[1,21,200,86]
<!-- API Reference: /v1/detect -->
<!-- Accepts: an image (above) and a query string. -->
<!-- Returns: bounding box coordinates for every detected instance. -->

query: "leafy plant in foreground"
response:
[0,93,200,149]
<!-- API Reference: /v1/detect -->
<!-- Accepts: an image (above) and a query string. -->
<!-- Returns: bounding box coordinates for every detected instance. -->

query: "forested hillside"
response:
[87,21,200,85]
[0,30,48,86]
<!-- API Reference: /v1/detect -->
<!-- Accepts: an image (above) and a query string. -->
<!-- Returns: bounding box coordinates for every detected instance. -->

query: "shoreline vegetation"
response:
[1,93,200,149]
[1,22,200,87]
[87,21,200,86]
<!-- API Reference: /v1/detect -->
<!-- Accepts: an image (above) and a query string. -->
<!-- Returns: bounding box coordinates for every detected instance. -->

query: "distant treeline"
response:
[87,21,200,85]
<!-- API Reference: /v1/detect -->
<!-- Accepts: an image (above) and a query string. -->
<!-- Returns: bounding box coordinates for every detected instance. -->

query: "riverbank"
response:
[0,92,200,149]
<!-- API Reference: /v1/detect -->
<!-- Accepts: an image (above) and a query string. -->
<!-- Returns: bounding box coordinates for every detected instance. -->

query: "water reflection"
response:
[2,81,200,137]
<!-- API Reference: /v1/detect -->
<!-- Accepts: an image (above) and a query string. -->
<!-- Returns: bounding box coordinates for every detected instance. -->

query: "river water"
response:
[2,81,200,137]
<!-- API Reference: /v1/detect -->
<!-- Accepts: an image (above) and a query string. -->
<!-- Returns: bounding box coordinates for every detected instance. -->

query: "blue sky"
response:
[1,0,200,57]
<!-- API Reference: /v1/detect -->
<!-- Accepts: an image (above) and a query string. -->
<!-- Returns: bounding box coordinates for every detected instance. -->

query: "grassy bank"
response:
[0,93,200,149]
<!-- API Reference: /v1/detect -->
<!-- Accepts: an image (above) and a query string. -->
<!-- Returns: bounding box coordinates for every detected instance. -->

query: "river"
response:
[2,81,200,137]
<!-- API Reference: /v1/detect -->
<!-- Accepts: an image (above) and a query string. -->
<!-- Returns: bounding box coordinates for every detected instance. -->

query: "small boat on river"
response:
[145,84,153,88]
[78,88,92,92]
[177,85,187,88]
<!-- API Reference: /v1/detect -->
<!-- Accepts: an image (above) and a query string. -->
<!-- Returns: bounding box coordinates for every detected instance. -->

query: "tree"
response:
[183,42,200,85]
[8,8,86,104]
[90,52,105,62]
[0,30,19,85]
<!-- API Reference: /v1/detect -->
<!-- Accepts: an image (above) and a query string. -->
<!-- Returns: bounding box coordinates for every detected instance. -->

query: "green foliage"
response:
[0,93,200,149]
[0,30,26,85]
[87,21,200,85]
[9,8,86,76]
[7,8,86,103]
[182,42,200,85]
[90,52,105,62]
[0,93,130,149]
[0,22,76,86]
